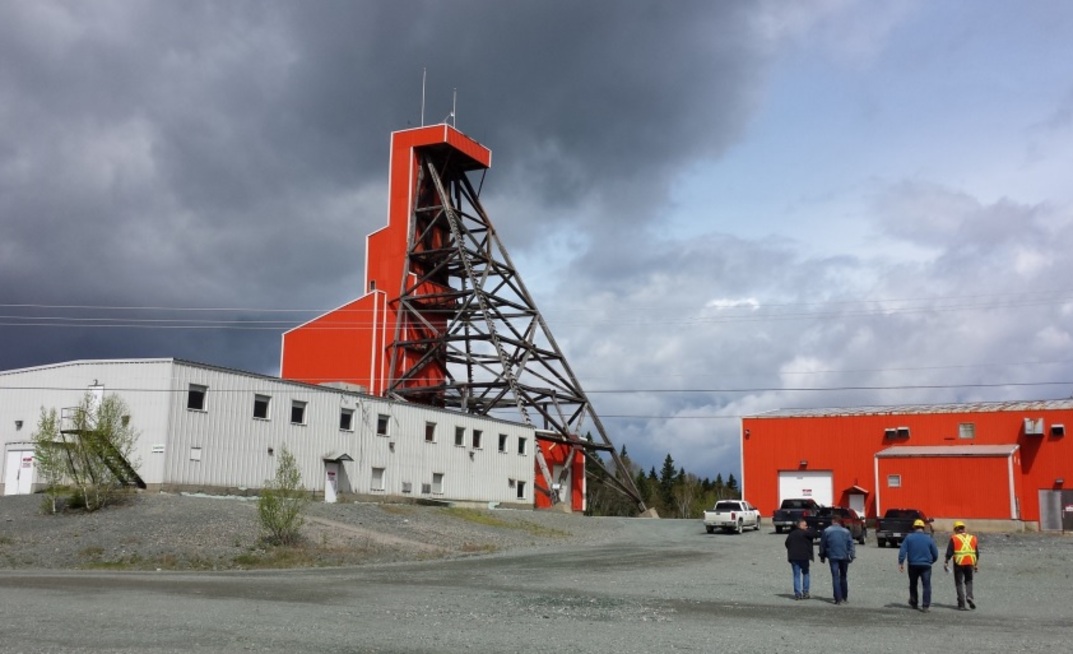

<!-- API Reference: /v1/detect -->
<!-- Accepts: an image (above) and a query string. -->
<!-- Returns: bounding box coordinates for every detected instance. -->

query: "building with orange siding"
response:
[741,400,1073,530]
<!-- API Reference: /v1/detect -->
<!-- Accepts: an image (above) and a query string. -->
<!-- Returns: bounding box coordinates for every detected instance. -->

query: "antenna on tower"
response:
[420,67,427,127]
[444,88,456,126]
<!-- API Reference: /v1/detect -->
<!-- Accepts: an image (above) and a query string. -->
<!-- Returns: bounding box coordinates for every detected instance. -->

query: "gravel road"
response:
[2,495,1072,653]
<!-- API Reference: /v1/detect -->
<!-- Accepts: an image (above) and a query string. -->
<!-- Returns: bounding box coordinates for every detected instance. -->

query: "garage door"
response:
[778,471,833,507]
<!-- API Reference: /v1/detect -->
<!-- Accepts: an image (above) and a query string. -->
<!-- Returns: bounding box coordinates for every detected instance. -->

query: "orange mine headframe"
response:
[280,124,491,396]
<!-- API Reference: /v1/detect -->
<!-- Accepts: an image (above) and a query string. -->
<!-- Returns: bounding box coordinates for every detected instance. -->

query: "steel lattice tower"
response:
[283,124,644,511]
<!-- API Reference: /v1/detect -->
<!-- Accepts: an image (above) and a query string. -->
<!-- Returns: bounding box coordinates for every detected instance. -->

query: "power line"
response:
[3,380,1069,395]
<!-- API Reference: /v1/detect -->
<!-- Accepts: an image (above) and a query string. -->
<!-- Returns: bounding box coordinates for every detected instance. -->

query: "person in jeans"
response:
[819,514,855,605]
[944,520,980,610]
[784,519,817,600]
[898,519,939,612]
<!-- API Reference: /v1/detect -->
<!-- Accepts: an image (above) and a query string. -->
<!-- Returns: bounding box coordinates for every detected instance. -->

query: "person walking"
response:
[944,520,979,610]
[819,514,855,605]
[898,518,939,612]
[785,519,817,600]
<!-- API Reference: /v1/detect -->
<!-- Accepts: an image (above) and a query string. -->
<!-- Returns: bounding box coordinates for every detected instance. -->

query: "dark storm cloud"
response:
[0,1,773,373]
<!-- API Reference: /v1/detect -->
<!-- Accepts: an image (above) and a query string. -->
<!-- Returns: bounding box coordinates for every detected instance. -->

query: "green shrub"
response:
[257,447,310,546]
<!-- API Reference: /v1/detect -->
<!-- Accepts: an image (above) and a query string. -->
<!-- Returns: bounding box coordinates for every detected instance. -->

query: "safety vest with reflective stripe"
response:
[952,533,978,566]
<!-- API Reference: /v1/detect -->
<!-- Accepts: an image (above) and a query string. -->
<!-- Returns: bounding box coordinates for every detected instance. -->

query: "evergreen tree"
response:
[658,454,677,513]
[726,473,740,498]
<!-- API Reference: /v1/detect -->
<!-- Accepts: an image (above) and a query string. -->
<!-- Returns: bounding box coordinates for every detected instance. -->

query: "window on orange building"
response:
[887,474,901,488]
[958,423,975,439]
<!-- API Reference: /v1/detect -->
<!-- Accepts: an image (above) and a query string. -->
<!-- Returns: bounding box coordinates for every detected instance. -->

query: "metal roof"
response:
[748,398,1073,419]
[876,445,1019,458]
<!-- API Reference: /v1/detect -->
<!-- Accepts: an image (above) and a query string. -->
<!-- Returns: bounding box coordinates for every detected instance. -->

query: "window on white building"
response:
[371,467,385,491]
[377,414,390,436]
[516,480,527,500]
[472,429,482,449]
[425,422,437,442]
[187,384,207,411]
[432,472,444,495]
[498,433,508,452]
[455,426,466,447]
[340,408,354,431]
[253,394,271,420]
[517,436,528,456]
[291,400,307,425]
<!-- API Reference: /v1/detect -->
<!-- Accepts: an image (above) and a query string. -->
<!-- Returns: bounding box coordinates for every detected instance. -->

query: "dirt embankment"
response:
[0,492,622,571]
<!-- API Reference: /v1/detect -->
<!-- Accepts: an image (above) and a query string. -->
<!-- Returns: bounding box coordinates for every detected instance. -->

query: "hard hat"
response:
[953,520,966,529]
[912,519,926,528]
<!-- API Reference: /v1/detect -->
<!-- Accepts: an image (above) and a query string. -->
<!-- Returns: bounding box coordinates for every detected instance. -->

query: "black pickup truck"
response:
[875,508,933,547]
[772,498,822,533]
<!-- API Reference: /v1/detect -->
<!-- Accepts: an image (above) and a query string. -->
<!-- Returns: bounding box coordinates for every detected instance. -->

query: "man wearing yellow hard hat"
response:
[898,518,939,612]
[944,520,979,610]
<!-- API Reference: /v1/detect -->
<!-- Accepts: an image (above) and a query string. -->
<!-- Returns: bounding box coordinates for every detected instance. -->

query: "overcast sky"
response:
[3,1,1072,481]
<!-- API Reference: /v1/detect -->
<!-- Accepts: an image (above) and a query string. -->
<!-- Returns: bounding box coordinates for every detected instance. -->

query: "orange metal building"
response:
[280,125,492,395]
[279,124,587,512]
[741,400,1073,530]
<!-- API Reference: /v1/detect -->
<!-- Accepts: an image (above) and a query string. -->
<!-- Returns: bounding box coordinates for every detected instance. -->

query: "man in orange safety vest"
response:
[943,520,979,611]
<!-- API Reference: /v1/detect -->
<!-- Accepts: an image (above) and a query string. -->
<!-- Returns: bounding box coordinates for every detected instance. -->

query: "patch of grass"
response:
[443,508,570,538]
[444,507,511,527]
[0,535,13,546]
[231,545,320,569]
[78,545,104,558]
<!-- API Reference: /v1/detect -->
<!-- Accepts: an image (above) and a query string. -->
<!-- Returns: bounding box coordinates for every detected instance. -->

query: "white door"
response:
[4,451,36,496]
[778,471,834,507]
[848,493,866,518]
[552,465,571,504]
[324,462,339,504]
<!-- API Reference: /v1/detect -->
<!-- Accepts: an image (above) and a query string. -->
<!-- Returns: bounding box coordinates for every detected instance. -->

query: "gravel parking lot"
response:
[2,499,1072,653]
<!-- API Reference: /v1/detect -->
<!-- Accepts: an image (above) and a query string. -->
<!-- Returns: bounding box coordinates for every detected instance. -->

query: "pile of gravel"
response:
[0,492,624,571]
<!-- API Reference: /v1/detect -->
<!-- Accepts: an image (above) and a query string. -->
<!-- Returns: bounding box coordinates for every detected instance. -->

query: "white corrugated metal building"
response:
[1,359,536,506]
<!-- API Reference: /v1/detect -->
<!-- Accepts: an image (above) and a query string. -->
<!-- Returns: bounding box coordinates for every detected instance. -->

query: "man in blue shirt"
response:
[819,515,855,605]
[898,519,939,612]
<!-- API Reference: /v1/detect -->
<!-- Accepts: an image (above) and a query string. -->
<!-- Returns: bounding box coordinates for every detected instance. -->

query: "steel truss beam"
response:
[386,152,644,510]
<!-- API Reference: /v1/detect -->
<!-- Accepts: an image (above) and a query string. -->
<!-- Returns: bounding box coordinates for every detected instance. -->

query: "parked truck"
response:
[703,500,762,534]
[875,508,933,547]
[772,498,822,533]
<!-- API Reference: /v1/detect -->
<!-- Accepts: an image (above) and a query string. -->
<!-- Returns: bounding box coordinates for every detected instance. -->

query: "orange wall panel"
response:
[876,454,1014,519]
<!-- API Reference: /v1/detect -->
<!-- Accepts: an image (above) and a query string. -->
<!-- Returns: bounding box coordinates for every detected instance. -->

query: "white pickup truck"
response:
[703,500,762,534]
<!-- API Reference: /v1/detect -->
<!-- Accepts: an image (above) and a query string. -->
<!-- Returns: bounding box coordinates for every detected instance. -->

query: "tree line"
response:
[586,445,739,518]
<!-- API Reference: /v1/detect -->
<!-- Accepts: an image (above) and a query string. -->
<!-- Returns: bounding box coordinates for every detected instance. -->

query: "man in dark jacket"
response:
[784,519,817,600]
[819,515,856,605]
[898,519,939,612]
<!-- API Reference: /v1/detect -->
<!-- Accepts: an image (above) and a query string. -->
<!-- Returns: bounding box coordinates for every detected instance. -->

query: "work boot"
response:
[967,599,976,610]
